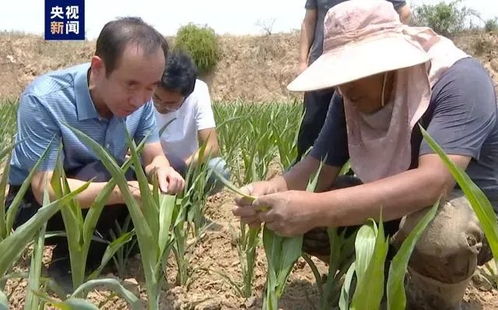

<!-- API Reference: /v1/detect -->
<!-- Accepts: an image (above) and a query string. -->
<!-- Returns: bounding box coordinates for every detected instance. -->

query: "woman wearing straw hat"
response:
[233,0,497,308]
[295,0,410,162]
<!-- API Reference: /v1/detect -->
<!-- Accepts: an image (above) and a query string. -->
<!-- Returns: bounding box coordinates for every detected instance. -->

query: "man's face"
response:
[153,87,185,114]
[338,71,394,114]
[93,44,165,117]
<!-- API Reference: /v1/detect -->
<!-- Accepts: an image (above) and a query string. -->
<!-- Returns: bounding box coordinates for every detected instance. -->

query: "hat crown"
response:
[323,0,402,51]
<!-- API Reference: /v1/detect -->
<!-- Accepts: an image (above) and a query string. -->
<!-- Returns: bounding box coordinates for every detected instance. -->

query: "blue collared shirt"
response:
[9,63,159,185]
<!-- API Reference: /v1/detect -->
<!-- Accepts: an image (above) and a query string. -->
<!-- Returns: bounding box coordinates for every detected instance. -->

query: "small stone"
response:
[244,296,256,308]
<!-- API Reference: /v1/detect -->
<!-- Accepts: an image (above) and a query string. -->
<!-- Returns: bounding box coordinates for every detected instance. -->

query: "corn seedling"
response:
[24,191,50,310]
[213,170,263,298]
[66,125,179,309]
[262,162,323,310]
[106,217,137,279]
[50,137,148,289]
[337,201,438,310]
[386,200,438,310]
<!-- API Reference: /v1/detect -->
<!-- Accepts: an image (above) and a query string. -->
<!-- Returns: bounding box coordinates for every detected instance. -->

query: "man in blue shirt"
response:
[8,17,184,274]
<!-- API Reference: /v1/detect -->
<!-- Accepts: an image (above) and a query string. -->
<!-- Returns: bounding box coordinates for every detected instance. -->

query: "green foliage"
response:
[387,201,438,310]
[485,18,498,32]
[412,0,478,37]
[0,99,17,148]
[65,125,179,309]
[175,23,220,74]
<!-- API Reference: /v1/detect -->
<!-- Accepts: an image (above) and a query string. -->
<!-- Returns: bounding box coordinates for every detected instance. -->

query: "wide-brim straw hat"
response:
[288,0,430,92]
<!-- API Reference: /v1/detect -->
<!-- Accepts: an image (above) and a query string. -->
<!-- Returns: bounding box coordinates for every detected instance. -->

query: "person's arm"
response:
[15,94,139,207]
[31,170,140,208]
[233,93,345,226]
[253,60,498,236]
[185,81,219,166]
[311,154,468,227]
[252,154,468,235]
[185,128,220,166]
[299,8,317,73]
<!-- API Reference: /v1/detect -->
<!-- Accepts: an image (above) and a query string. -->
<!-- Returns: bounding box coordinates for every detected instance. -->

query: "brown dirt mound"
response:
[2,31,495,102]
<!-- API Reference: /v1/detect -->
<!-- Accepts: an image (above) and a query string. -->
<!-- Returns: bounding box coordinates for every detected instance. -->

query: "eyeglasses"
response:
[153,96,186,113]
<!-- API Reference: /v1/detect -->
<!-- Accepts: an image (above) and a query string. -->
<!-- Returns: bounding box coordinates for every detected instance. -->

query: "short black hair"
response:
[160,49,198,97]
[95,17,168,75]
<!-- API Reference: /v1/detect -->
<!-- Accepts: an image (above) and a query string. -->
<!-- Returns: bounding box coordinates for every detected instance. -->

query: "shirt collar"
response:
[74,63,99,121]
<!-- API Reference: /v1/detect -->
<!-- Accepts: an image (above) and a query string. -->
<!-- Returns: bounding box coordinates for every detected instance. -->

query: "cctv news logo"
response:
[45,0,85,40]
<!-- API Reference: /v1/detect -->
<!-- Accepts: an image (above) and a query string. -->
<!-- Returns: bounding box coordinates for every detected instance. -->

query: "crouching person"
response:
[153,50,230,195]
[7,17,185,283]
[232,1,497,309]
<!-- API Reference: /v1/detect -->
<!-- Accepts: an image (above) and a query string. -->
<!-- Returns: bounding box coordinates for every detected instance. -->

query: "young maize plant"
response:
[67,125,179,309]
[0,160,92,308]
[183,141,212,236]
[0,145,90,280]
[23,193,48,310]
[421,127,498,281]
[262,163,323,310]
[48,135,150,290]
[336,200,438,310]
[213,102,302,299]
[212,171,260,298]
[0,99,17,147]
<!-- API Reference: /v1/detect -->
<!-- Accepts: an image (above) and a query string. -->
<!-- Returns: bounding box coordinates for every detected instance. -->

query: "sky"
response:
[0,0,496,39]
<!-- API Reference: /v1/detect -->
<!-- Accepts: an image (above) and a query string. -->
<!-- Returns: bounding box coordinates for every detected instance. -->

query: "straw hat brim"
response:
[288,34,430,92]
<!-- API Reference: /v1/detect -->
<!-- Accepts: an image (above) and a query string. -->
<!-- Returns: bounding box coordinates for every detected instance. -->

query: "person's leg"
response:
[301,175,400,260]
[295,88,335,161]
[205,157,231,195]
[391,191,493,310]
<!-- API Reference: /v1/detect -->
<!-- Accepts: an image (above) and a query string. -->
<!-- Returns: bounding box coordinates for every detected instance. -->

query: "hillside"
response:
[1,31,496,102]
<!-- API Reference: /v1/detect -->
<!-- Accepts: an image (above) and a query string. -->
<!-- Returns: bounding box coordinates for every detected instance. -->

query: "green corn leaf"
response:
[59,298,99,310]
[213,170,255,201]
[64,123,163,308]
[351,219,389,310]
[263,162,323,310]
[387,200,438,310]
[86,230,134,281]
[158,194,176,260]
[24,192,48,310]
[126,131,159,242]
[353,221,377,282]
[82,139,147,254]
[5,137,55,233]
[52,154,87,288]
[0,151,12,240]
[43,297,99,310]
[70,279,141,310]
[0,290,7,310]
[339,262,356,310]
[0,180,90,276]
[421,126,498,264]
